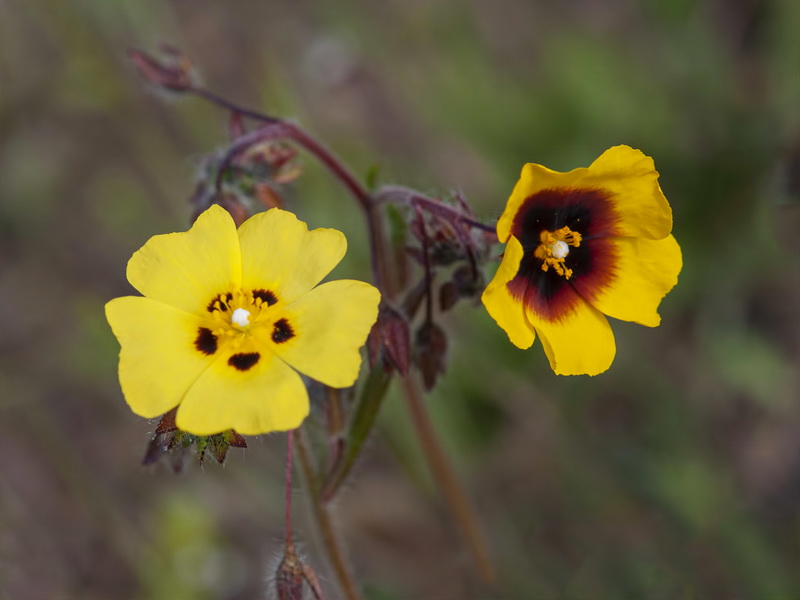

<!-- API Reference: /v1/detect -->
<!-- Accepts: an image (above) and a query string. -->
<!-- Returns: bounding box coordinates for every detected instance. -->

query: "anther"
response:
[534,226,582,280]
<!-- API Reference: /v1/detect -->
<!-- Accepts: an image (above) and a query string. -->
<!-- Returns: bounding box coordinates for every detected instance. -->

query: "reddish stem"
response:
[376,185,497,236]
[400,374,495,583]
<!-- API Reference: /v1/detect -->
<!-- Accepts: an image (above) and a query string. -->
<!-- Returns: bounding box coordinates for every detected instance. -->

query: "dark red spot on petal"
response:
[253,289,278,306]
[228,352,260,371]
[272,318,295,344]
[207,292,233,313]
[507,187,621,321]
[194,327,218,355]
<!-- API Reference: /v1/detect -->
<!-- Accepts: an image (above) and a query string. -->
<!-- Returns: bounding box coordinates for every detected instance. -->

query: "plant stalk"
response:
[296,428,363,600]
[400,374,495,582]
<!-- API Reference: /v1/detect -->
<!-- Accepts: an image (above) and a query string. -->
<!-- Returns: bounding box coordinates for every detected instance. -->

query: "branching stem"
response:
[187,83,494,583]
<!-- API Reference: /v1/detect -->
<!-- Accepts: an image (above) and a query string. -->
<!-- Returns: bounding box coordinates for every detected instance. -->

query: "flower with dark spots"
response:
[482,145,682,375]
[106,206,381,435]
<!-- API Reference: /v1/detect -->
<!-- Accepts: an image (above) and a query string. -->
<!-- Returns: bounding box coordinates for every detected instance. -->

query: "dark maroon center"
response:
[506,187,620,321]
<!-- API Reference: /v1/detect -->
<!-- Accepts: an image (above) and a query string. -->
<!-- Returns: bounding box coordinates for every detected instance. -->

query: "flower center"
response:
[533,226,583,279]
[231,308,251,328]
[194,287,297,366]
[205,289,279,341]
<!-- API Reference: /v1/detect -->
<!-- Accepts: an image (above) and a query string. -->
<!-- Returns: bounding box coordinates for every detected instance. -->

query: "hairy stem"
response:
[285,429,295,547]
[399,374,495,583]
[376,185,497,235]
[296,428,363,600]
[321,365,393,501]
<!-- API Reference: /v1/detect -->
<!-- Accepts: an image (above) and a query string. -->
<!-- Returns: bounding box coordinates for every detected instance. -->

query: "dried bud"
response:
[216,193,251,227]
[228,111,246,139]
[415,321,448,391]
[378,305,411,374]
[127,46,195,92]
[429,235,463,266]
[275,542,324,600]
[242,143,302,184]
[255,183,285,210]
[439,281,459,312]
[275,543,304,600]
[452,264,485,300]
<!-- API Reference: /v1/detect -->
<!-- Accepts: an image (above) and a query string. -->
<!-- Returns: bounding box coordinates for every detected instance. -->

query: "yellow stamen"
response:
[533,226,583,279]
[206,289,276,342]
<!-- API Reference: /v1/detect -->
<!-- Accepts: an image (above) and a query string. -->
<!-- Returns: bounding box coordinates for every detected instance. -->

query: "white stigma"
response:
[231,308,251,328]
[551,240,570,259]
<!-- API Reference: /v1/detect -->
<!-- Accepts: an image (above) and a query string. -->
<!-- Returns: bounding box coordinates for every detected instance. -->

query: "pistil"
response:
[231,308,251,328]
[534,226,582,279]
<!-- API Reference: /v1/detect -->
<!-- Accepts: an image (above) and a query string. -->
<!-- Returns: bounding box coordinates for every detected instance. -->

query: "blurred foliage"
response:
[1,0,798,599]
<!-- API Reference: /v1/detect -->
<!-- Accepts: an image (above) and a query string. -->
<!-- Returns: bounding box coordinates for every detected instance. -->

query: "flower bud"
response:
[127,46,195,92]
[274,542,324,600]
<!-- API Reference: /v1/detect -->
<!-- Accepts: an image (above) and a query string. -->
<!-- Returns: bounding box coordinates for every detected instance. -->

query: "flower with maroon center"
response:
[105,205,380,435]
[481,145,682,375]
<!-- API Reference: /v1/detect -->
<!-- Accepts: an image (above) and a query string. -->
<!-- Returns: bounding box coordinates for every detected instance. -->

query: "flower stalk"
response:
[296,427,362,600]
[399,374,495,582]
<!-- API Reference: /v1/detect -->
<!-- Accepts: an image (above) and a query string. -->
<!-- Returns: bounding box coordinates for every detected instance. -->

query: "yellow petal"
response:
[481,235,536,349]
[498,146,673,243]
[497,162,587,243]
[176,348,309,436]
[526,300,616,376]
[105,296,211,418]
[581,145,672,240]
[238,208,347,305]
[126,205,242,314]
[272,280,381,388]
[576,234,682,327]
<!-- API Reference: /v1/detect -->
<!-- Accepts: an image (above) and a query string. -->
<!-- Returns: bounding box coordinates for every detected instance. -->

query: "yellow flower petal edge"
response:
[581,145,673,240]
[480,235,536,349]
[106,205,381,435]
[574,234,682,327]
[526,300,616,376]
[238,208,347,306]
[106,296,208,418]
[127,205,242,315]
[483,145,681,376]
[272,280,381,388]
[176,346,309,436]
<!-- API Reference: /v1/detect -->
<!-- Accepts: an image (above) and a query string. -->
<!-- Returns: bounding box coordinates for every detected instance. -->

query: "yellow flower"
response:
[106,205,381,435]
[481,145,682,376]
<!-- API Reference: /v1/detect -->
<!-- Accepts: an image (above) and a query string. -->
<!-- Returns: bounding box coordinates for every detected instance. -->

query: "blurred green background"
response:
[1,0,799,598]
